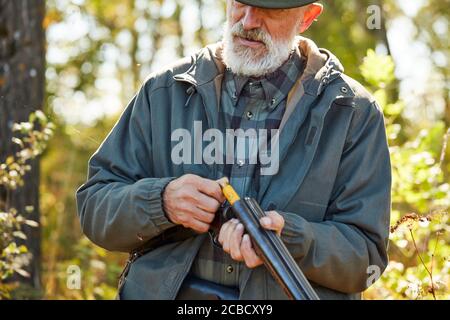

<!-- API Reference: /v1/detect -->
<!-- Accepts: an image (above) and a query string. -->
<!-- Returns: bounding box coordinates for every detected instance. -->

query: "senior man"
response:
[76,0,391,300]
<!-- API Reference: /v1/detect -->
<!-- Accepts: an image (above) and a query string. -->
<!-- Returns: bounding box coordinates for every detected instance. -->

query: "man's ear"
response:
[298,3,323,33]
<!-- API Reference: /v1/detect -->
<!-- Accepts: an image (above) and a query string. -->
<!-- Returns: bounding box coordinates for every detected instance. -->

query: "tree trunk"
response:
[0,0,45,295]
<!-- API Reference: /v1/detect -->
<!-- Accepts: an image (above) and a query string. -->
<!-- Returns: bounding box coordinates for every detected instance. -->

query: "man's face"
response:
[222,1,307,77]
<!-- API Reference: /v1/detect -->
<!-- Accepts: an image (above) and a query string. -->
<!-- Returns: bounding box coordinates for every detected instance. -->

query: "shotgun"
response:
[217,178,320,300]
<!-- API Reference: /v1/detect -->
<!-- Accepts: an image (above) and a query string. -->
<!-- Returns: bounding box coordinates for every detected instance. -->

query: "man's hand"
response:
[162,174,225,233]
[218,211,285,268]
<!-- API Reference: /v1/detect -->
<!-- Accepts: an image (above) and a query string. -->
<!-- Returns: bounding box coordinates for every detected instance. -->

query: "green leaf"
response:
[18,245,28,254]
[360,49,395,88]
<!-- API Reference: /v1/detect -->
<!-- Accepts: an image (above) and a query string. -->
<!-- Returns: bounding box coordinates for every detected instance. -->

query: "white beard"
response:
[222,21,298,77]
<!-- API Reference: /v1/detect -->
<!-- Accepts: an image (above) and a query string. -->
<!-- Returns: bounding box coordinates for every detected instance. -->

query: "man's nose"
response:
[241,6,262,30]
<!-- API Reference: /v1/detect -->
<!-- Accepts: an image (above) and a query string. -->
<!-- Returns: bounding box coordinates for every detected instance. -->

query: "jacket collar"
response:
[172,36,344,97]
[172,42,224,87]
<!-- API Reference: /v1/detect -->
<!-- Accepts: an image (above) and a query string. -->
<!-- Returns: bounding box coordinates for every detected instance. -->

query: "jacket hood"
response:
[173,36,344,97]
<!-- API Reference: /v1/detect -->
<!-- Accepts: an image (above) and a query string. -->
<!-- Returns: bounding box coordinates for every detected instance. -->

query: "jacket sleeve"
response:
[76,82,177,252]
[279,100,391,293]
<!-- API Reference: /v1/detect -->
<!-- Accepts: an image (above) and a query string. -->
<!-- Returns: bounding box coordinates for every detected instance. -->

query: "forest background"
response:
[0,0,448,300]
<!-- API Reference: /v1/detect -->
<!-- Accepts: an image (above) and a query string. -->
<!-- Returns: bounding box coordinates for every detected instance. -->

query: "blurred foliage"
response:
[409,0,450,125]
[360,52,449,300]
[0,112,54,299]
[23,0,449,300]
[40,115,126,299]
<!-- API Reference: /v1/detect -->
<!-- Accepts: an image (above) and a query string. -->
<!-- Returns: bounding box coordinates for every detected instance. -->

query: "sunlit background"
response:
[46,0,449,125]
[0,0,448,299]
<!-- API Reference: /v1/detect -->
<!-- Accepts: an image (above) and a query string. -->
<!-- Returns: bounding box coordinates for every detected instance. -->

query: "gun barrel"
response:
[218,179,319,300]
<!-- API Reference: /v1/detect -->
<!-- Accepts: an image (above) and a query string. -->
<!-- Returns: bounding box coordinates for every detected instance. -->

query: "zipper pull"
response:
[184,85,196,107]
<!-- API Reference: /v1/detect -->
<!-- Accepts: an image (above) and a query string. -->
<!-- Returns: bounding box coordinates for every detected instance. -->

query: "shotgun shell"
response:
[217,177,240,205]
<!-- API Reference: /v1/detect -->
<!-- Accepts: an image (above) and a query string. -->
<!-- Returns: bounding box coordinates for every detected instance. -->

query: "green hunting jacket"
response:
[76,36,391,300]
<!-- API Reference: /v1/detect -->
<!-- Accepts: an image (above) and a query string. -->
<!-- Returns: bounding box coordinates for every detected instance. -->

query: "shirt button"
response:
[246,111,253,119]
[226,265,234,273]
[237,159,245,167]
[271,98,276,106]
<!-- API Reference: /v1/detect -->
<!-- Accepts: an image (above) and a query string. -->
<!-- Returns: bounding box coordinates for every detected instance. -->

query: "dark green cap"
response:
[236,0,318,9]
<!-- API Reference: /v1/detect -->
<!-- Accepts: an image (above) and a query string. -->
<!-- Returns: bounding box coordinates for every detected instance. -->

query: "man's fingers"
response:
[189,219,211,234]
[193,191,221,213]
[265,210,285,229]
[164,174,225,228]
[260,211,284,235]
[185,204,215,223]
[175,205,212,232]
[222,219,239,253]
[229,223,244,261]
[241,234,263,268]
[195,177,226,203]
[218,219,237,246]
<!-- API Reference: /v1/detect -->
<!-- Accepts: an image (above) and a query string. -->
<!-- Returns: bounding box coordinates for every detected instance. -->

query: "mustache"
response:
[230,22,272,46]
